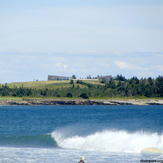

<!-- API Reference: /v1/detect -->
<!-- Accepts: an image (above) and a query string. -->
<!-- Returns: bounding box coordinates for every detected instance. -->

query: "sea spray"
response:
[51,130,163,153]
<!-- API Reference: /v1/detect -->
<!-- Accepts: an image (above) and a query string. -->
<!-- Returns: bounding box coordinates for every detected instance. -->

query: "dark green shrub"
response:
[80,93,89,99]
[66,92,72,97]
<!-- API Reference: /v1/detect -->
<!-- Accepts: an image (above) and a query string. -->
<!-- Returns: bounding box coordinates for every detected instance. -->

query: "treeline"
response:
[0,75,162,98]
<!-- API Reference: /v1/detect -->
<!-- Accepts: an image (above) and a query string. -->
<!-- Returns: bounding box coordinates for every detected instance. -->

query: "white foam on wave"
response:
[51,130,163,153]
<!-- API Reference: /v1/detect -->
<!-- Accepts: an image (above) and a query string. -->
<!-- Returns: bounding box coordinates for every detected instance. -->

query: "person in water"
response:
[79,156,85,163]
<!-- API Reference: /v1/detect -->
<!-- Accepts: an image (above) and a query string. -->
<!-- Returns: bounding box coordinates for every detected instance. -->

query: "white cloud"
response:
[55,63,67,69]
[114,61,129,69]
[154,65,163,71]
[114,61,143,70]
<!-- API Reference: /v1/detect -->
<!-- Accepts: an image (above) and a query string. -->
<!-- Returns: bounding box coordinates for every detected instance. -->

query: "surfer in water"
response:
[79,156,85,163]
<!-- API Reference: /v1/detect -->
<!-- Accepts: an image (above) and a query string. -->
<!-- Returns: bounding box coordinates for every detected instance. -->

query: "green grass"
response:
[1,96,162,101]
[0,96,89,101]
[6,80,71,89]
[81,79,103,84]
[5,80,103,90]
[0,96,23,101]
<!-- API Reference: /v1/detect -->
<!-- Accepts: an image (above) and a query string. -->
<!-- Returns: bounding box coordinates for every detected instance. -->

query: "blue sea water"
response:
[0,105,163,163]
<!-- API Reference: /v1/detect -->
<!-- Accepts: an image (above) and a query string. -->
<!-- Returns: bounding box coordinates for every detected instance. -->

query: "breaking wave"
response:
[51,130,163,153]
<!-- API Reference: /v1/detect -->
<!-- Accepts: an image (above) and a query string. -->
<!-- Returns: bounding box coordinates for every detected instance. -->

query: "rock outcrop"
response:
[0,99,163,105]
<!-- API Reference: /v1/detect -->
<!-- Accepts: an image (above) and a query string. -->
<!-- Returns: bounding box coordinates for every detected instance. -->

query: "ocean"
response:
[0,105,163,163]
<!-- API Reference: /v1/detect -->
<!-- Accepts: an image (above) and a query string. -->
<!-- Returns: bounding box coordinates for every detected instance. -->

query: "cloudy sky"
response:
[0,0,163,83]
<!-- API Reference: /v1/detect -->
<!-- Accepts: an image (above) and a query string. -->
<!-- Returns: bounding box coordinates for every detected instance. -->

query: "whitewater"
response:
[0,105,163,163]
[52,129,163,153]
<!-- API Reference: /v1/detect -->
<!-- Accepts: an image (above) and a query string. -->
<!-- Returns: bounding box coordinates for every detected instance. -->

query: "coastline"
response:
[0,98,163,106]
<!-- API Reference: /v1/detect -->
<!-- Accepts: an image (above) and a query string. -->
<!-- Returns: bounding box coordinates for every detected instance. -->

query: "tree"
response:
[70,80,74,84]
[26,88,32,96]
[129,77,139,85]
[72,75,76,79]
[109,79,116,89]
[155,76,163,97]
[66,92,72,97]
[87,75,92,79]
[76,80,84,84]
[1,84,10,96]
[80,93,89,99]
[40,90,47,96]
[117,81,122,87]
[148,77,154,86]
[116,74,126,81]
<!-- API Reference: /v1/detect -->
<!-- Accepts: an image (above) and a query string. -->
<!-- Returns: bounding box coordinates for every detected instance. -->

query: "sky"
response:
[0,0,163,83]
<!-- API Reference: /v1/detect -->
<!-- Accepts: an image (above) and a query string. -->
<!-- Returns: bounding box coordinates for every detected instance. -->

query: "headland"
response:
[0,77,162,105]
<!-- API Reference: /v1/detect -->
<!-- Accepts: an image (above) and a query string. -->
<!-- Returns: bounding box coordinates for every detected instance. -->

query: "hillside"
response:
[0,76,163,99]
[6,79,102,90]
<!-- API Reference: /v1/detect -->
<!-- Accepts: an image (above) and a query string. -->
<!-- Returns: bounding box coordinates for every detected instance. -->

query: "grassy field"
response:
[0,95,162,101]
[7,80,70,89]
[5,79,103,90]
[0,96,23,101]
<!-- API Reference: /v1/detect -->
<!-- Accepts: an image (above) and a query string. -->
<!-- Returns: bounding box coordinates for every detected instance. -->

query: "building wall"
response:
[48,75,72,80]
[97,75,112,82]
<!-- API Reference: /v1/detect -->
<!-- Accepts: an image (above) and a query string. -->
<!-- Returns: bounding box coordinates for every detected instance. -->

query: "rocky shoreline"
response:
[0,99,163,106]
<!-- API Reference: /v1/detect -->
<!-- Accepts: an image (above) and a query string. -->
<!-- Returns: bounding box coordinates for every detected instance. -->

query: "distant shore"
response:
[0,98,163,106]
